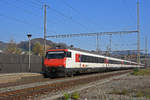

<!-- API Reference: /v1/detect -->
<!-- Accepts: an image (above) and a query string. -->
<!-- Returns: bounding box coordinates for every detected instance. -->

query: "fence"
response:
[0,53,43,73]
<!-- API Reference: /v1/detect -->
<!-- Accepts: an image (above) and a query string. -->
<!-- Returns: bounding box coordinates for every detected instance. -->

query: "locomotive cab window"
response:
[65,52,72,58]
[46,51,65,59]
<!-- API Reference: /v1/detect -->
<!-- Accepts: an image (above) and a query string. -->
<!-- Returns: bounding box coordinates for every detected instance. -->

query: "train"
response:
[43,48,144,77]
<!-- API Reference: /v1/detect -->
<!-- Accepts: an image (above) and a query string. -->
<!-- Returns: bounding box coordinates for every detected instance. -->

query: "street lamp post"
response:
[27,34,32,72]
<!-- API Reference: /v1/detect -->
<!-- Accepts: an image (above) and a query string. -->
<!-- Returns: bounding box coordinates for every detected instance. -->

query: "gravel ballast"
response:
[41,71,150,100]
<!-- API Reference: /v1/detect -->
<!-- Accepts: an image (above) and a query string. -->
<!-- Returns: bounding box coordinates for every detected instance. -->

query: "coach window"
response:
[93,57,97,63]
[86,56,89,62]
[95,57,98,63]
[83,55,86,62]
[90,56,93,62]
[115,60,121,64]
[94,57,97,63]
[98,57,104,63]
[109,60,113,64]
[81,55,86,62]
[98,58,100,63]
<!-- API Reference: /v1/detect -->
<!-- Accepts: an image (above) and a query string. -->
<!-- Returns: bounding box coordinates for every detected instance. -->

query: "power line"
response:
[61,0,81,14]
[11,0,60,28]
[32,0,77,26]
[0,13,31,25]
[0,0,55,27]
[60,0,104,31]
[1,0,40,16]
[19,0,93,32]
[33,0,44,5]
[122,0,136,25]
[11,1,57,33]
[33,0,88,27]
[49,7,91,31]
[15,0,42,9]
[50,7,72,20]
[46,30,138,52]
[27,0,42,7]
[113,43,137,46]
[0,12,56,34]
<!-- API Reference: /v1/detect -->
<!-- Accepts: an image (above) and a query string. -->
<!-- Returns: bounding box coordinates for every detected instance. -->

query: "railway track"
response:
[0,70,132,100]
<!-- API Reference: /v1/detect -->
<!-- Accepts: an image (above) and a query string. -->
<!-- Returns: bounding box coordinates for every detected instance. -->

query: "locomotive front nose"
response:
[44,51,67,67]
[44,58,66,67]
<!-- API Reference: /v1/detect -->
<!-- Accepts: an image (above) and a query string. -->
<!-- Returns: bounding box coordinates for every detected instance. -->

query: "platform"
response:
[0,73,42,84]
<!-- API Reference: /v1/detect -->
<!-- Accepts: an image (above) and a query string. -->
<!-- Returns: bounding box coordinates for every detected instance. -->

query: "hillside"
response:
[0,38,68,51]
[0,38,148,57]
[0,41,7,50]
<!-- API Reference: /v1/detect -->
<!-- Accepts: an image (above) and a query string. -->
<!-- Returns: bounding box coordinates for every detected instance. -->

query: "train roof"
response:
[47,48,139,64]
[68,48,134,62]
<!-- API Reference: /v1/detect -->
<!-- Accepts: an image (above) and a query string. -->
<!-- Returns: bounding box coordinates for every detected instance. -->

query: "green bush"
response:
[64,93,71,100]
[132,68,139,75]
[71,92,80,100]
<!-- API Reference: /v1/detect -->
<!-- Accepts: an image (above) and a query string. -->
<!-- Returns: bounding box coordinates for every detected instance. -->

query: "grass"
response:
[71,92,80,100]
[136,91,144,97]
[63,93,70,100]
[109,88,150,99]
[63,92,80,100]
[135,90,150,99]
[132,68,150,76]
[109,88,128,95]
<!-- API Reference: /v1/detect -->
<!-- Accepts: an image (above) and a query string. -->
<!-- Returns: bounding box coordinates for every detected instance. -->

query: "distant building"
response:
[141,58,150,67]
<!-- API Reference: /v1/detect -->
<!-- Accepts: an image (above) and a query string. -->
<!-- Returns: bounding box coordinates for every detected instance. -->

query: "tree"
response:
[5,39,22,54]
[32,42,44,56]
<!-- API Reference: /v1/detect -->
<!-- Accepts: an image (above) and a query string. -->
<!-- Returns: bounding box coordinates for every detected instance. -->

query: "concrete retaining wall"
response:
[0,53,42,73]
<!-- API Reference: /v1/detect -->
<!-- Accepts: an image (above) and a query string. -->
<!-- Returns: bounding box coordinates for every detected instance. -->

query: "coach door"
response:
[65,51,72,68]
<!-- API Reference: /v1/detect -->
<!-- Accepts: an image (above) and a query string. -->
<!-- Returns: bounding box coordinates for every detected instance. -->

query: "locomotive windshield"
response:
[46,51,71,59]
[46,51,65,59]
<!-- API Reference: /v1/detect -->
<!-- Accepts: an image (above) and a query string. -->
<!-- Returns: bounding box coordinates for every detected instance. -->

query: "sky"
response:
[0,0,149,52]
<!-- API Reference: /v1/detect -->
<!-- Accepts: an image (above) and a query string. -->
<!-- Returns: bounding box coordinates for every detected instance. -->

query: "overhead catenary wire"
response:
[49,7,91,31]
[15,0,42,9]
[32,0,93,31]
[33,0,44,5]
[0,13,31,25]
[28,0,73,25]
[46,30,138,38]
[5,0,58,33]
[30,0,43,6]
[10,0,64,29]
[15,0,93,32]
[24,0,85,27]
[21,0,43,8]
[0,12,57,34]
[121,0,136,25]
[60,0,104,30]
[60,0,97,21]
[61,0,81,14]
[1,0,142,53]
[1,0,40,16]
[61,0,95,31]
